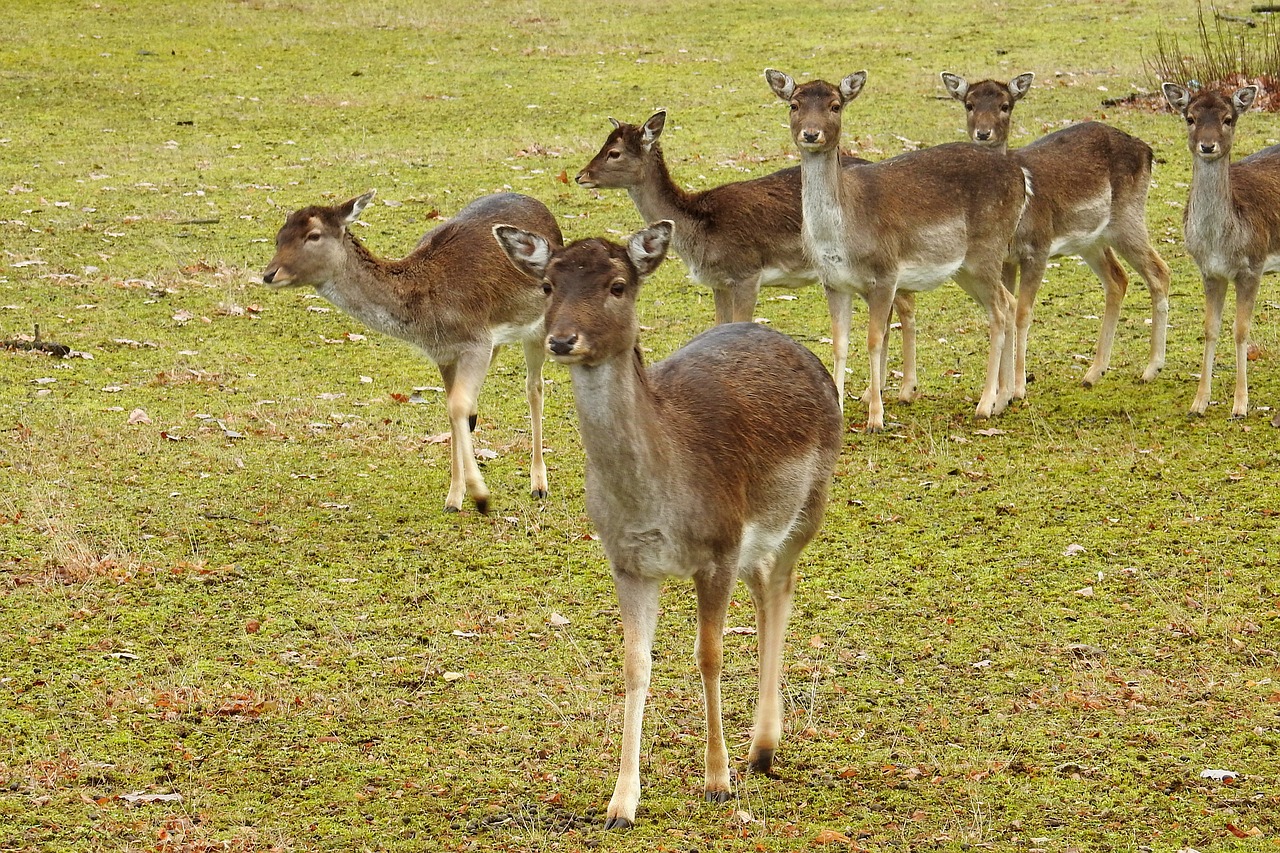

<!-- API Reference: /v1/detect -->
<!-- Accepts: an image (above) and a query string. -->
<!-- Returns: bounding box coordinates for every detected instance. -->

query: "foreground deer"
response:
[940,72,1171,396]
[577,112,920,400]
[494,220,842,828]
[262,190,562,512]
[766,69,1025,431]
[1163,83,1280,425]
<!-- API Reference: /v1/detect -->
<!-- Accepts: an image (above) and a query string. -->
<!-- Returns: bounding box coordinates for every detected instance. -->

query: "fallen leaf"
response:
[120,791,182,804]
[245,620,260,634]
[475,448,498,460]
[814,829,852,844]
[1063,543,1087,557]
[556,169,569,184]
[127,408,152,425]
[1075,586,1095,597]
[547,612,571,627]
[442,671,465,682]
[974,427,1006,437]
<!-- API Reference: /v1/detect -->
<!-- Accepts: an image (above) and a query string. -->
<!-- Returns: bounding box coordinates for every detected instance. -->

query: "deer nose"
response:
[547,334,578,356]
[575,171,591,185]
[801,129,821,145]
[263,268,277,284]
[1199,142,1218,155]
[975,129,992,141]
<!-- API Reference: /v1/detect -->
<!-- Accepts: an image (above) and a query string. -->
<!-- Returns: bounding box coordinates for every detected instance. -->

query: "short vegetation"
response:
[1,1,1276,851]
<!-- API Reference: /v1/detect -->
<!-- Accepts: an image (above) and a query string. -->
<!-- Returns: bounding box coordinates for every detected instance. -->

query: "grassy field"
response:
[2,1,1277,850]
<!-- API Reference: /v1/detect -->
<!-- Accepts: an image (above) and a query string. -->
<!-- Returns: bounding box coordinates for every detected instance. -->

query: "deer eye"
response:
[609,280,626,296]
[1000,104,1011,113]
[1186,115,1195,125]
[789,102,798,112]
[965,103,975,112]
[830,103,841,113]
[607,149,622,160]
[541,282,553,295]
[1224,116,1234,126]
[306,232,322,243]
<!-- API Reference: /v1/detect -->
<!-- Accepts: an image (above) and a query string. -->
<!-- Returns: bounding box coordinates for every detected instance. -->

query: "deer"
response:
[493,219,842,829]
[262,190,563,513]
[940,71,1172,398]
[1162,83,1280,426]
[766,69,1025,432]
[577,111,920,403]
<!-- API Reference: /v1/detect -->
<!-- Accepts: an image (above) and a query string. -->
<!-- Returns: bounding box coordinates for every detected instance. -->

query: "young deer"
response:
[940,72,1172,397]
[577,112,920,401]
[262,190,563,513]
[494,220,842,829]
[1163,84,1280,425]
[766,69,1025,431]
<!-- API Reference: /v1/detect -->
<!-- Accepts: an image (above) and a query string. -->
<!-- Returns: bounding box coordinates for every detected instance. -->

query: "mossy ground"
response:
[2,1,1277,851]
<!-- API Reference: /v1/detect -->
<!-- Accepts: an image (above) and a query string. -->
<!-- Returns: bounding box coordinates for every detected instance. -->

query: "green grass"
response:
[2,0,1278,850]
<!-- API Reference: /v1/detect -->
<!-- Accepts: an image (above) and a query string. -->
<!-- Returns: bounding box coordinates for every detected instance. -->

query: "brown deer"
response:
[577,112,920,402]
[766,69,1025,431]
[1163,83,1280,425]
[493,220,842,829]
[262,190,562,513]
[941,71,1172,397]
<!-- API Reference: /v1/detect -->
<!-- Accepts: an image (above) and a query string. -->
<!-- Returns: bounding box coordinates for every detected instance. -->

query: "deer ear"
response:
[765,68,795,101]
[493,225,554,280]
[641,111,666,149]
[341,190,376,226]
[608,116,622,130]
[1009,72,1034,101]
[1162,82,1191,114]
[1233,85,1259,113]
[839,71,867,103]
[627,221,673,278]
[940,72,968,101]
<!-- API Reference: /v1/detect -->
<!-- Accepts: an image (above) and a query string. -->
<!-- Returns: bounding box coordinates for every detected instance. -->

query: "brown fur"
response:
[263,191,563,512]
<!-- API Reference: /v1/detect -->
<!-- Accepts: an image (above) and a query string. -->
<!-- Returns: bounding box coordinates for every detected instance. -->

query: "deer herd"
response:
[261,71,1279,828]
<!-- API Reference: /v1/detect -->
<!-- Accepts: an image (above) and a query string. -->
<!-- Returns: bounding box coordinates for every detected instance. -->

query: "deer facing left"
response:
[262,190,563,513]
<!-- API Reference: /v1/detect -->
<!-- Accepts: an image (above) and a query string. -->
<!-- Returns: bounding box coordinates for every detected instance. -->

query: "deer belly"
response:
[895,256,963,292]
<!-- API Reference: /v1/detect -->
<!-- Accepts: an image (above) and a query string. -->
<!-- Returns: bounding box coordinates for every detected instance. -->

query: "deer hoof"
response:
[704,789,732,804]
[604,816,634,830]
[443,504,462,514]
[531,488,548,500]
[749,749,775,774]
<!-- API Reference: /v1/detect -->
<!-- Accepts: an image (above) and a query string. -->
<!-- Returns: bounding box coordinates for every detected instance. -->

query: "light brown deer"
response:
[941,71,1172,397]
[766,69,1025,431]
[1163,83,1280,425]
[494,220,842,829]
[262,190,562,513]
[577,112,920,402]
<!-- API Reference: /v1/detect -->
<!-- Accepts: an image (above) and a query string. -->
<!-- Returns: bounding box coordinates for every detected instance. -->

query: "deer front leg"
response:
[1230,275,1262,418]
[973,279,1014,418]
[1127,243,1171,383]
[1192,275,1229,416]
[893,291,919,402]
[521,337,549,499]
[744,552,797,774]
[606,571,660,829]
[692,572,735,803]
[442,351,494,513]
[824,287,853,414]
[863,287,896,432]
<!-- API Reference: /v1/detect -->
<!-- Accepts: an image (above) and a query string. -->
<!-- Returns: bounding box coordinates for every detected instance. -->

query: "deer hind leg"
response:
[1231,275,1262,418]
[606,571,661,829]
[1192,275,1229,416]
[693,571,735,804]
[729,275,764,324]
[441,349,493,513]
[1112,223,1172,383]
[712,287,735,325]
[521,337,548,499]
[1078,246,1129,388]
[824,287,853,415]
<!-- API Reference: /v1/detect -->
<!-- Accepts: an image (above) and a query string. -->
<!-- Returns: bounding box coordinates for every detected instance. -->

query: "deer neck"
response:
[797,146,857,272]
[568,346,671,494]
[315,235,420,339]
[626,148,698,232]
[1185,153,1239,254]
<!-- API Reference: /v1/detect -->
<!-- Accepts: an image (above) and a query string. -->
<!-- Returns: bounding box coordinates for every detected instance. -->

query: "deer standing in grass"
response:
[494,220,842,829]
[262,190,562,513]
[940,72,1171,397]
[1163,83,1280,426]
[766,69,1025,432]
[577,112,920,401]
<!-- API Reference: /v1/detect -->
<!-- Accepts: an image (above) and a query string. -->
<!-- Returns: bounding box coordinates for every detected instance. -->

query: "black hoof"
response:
[704,789,732,804]
[531,488,548,500]
[604,816,633,830]
[468,414,478,432]
[443,505,461,514]
[749,749,775,774]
